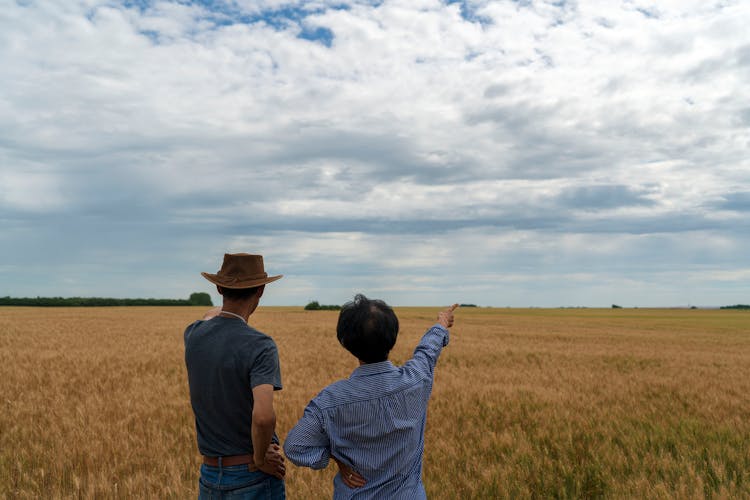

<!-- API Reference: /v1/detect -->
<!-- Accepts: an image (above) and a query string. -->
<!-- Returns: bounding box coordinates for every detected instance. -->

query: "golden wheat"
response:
[1,306,748,499]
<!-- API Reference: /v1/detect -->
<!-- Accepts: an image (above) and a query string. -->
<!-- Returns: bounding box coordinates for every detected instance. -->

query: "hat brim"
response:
[201,272,283,289]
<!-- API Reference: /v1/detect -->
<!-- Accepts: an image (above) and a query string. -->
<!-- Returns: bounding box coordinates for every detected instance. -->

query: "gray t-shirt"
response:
[184,316,282,457]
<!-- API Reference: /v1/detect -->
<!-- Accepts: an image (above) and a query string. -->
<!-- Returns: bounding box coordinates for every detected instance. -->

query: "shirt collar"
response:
[350,360,397,378]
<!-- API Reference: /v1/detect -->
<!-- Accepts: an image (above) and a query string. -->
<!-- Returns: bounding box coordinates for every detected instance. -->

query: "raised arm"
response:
[405,304,458,377]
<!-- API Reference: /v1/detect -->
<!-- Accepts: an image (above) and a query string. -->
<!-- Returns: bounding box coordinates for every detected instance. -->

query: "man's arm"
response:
[405,304,458,377]
[252,384,285,478]
[284,399,367,487]
[283,401,331,470]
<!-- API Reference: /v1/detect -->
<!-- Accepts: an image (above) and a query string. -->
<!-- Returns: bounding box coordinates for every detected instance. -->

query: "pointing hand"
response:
[437,304,458,329]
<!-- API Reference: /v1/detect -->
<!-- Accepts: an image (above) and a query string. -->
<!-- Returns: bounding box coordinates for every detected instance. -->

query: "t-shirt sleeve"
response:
[249,340,282,391]
[183,320,202,344]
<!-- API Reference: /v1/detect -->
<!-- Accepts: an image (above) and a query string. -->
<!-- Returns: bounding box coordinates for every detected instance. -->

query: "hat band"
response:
[219,273,268,283]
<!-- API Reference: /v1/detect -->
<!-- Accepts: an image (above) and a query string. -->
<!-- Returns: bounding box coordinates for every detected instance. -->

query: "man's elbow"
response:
[283,443,329,470]
[282,442,303,466]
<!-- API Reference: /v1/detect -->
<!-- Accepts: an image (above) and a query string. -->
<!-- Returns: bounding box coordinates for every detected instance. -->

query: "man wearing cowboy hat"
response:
[184,253,286,499]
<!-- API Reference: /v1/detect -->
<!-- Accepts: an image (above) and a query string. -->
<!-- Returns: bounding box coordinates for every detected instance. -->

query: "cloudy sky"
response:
[1,0,748,307]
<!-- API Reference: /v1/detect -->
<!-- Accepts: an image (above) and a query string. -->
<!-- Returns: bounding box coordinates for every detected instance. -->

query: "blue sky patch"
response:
[446,0,493,26]
[298,26,335,47]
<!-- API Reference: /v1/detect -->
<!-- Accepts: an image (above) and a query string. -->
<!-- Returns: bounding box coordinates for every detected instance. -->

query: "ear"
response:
[216,285,224,296]
[256,285,265,299]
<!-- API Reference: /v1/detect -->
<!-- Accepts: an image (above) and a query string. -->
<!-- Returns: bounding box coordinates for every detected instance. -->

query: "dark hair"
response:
[217,285,262,301]
[336,294,399,363]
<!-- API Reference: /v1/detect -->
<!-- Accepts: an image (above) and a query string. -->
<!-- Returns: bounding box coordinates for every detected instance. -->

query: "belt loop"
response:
[217,456,223,486]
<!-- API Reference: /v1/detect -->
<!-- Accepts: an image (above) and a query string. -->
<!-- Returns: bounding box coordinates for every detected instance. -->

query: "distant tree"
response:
[720,304,750,310]
[611,304,622,309]
[189,292,213,306]
[304,300,340,311]
[459,304,477,308]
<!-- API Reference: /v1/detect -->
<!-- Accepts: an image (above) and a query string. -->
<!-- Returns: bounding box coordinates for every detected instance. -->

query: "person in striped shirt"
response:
[284,294,458,499]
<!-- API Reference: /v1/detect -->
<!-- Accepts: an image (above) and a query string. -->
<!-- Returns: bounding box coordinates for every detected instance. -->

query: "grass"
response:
[0,306,748,498]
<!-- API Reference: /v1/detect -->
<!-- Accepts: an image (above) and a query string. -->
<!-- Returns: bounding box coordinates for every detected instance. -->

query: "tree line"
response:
[0,292,212,307]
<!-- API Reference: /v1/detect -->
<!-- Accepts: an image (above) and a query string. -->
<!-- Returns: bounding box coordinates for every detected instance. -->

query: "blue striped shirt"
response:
[284,324,450,499]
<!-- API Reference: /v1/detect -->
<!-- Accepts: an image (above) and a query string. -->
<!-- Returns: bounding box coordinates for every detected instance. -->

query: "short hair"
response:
[337,294,399,363]
[217,285,262,301]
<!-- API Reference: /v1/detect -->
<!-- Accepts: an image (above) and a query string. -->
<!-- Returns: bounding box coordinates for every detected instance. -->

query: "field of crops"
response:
[1,306,749,498]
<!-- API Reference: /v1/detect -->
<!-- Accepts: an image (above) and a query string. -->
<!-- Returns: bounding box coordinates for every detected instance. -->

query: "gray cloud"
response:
[555,185,656,210]
[717,192,750,212]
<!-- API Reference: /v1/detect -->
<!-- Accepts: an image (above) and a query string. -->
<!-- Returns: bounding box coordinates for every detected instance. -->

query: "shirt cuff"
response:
[431,324,450,347]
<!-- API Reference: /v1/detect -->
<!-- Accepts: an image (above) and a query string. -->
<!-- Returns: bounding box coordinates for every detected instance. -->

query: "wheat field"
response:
[1,306,749,499]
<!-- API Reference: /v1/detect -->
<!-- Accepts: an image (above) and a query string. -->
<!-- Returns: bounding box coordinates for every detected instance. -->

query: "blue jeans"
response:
[198,463,285,500]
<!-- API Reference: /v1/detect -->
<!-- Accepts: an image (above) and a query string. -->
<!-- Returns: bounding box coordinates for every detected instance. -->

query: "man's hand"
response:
[254,443,286,479]
[437,304,459,329]
[334,457,366,489]
[202,306,222,320]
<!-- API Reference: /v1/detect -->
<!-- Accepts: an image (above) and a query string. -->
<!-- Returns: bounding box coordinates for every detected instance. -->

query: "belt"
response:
[203,454,258,469]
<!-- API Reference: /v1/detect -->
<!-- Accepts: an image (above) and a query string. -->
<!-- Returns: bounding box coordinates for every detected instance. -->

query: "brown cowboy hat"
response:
[201,253,283,289]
